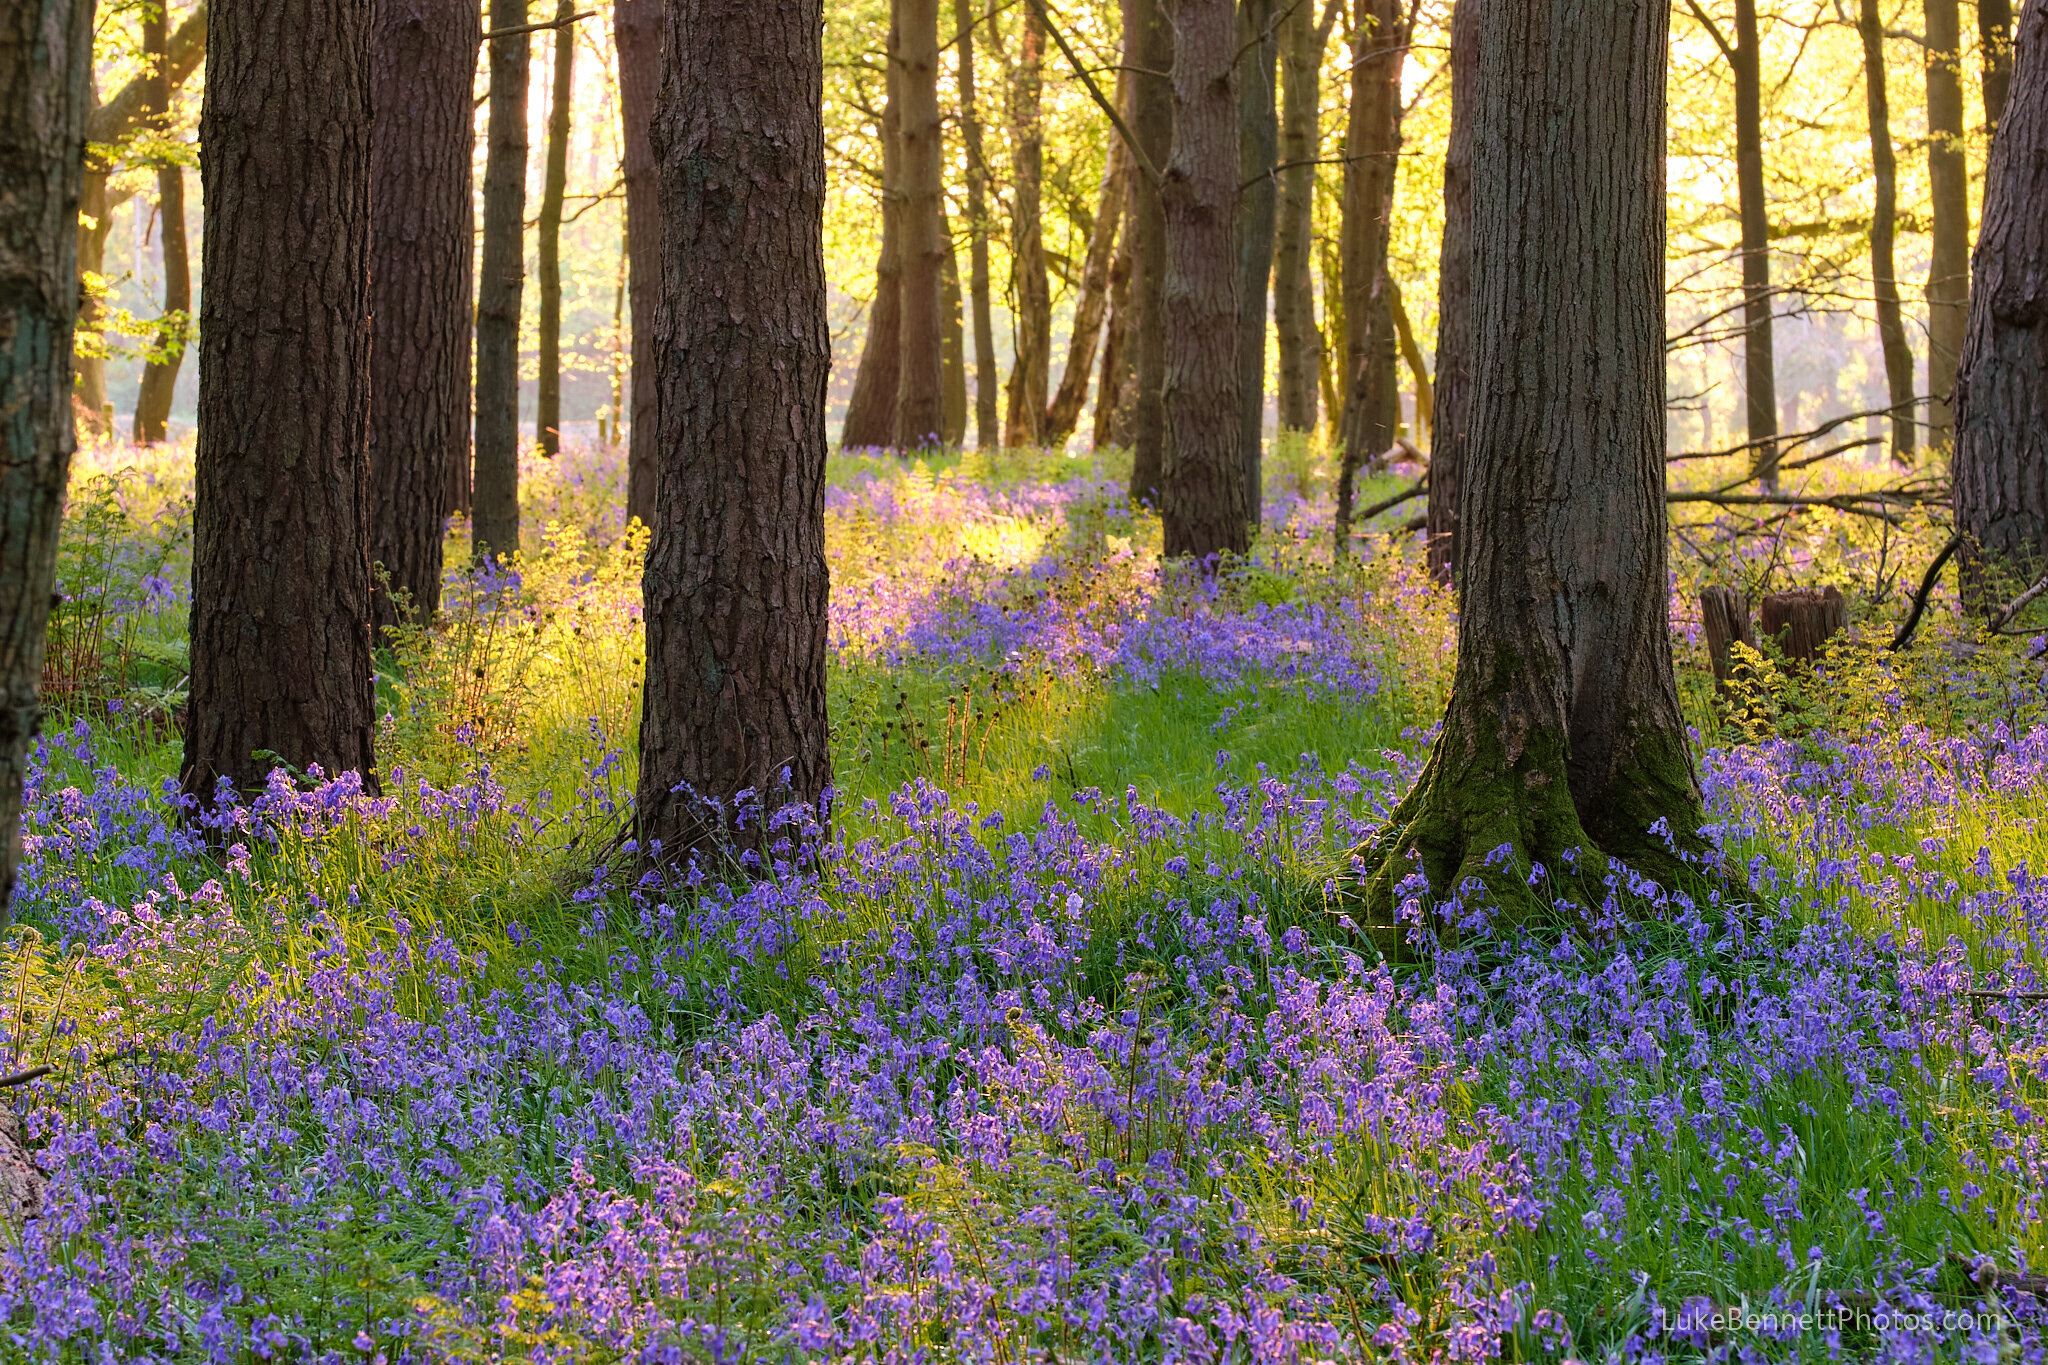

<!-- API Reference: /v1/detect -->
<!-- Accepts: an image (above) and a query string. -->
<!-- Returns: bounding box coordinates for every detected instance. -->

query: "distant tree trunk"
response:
[1094,220,1135,447]
[1237,0,1279,522]
[1160,0,1246,559]
[1274,0,1334,435]
[1388,277,1430,445]
[186,0,379,799]
[1983,0,2015,133]
[1953,0,2048,596]
[895,0,946,448]
[74,175,111,436]
[537,0,575,457]
[1730,0,1781,486]
[839,26,901,450]
[369,0,477,631]
[1358,0,1701,912]
[638,0,830,858]
[1125,0,1171,500]
[940,215,968,444]
[1001,3,1050,449]
[616,0,660,525]
[1427,0,1476,586]
[1857,0,1916,463]
[1044,129,1127,447]
[133,4,190,446]
[0,0,94,920]
[1925,0,1970,442]
[474,0,531,563]
[956,0,998,449]
[1336,0,1406,548]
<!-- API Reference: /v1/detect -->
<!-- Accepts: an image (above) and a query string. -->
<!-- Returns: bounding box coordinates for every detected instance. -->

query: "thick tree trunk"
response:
[616,0,660,525]
[1273,0,1333,435]
[1426,0,1476,586]
[1237,0,1279,522]
[133,5,189,446]
[474,0,531,563]
[895,0,946,449]
[1001,4,1050,449]
[1983,0,2015,133]
[0,0,94,920]
[1729,0,1781,486]
[186,0,380,799]
[956,0,998,450]
[940,216,968,444]
[1160,0,1247,560]
[368,0,476,631]
[1857,0,1916,463]
[638,0,830,857]
[1925,0,1970,442]
[1126,0,1171,500]
[1953,0,2048,594]
[1335,0,1405,549]
[1358,0,1702,912]
[1043,130,1127,448]
[839,27,901,450]
[537,0,575,457]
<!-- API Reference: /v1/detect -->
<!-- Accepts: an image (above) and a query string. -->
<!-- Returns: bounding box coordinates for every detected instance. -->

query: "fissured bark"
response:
[616,0,661,525]
[1125,0,1170,500]
[1426,0,1475,585]
[473,0,530,564]
[895,0,947,449]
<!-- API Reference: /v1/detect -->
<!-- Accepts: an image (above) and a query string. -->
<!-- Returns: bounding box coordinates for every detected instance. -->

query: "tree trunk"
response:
[895,0,946,449]
[956,0,998,450]
[186,0,380,799]
[1126,0,1171,500]
[1426,0,1476,586]
[1043,129,1127,447]
[537,0,575,457]
[1983,0,2014,134]
[1237,0,1279,522]
[1925,0,1970,442]
[369,0,476,631]
[1094,219,1135,448]
[940,215,968,444]
[1724,0,1781,487]
[1388,276,1430,446]
[1857,0,1916,463]
[1160,0,1246,560]
[1357,0,1702,912]
[616,0,660,525]
[1001,3,1050,449]
[1953,0,2048,594]
[638,0,830,858]
[1335,0,1405,538]
[0,0,94,920]
[1699,585,1756,691]
[1760,586,1847,663]
[839,25,900,450]
[133,4,190,446]
[74,173,110,436]
[474,0,531,563]
[1273,0,1333,434]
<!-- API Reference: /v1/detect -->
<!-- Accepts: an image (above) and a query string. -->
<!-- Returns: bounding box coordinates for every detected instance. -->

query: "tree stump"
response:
[1699,586,1757,691]
[1761,586,1848,664]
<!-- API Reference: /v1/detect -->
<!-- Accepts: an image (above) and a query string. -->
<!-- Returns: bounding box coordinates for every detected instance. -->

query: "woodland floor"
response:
[13,433,2048,1362]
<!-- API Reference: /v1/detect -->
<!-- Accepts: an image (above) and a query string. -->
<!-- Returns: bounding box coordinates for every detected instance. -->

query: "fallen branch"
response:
[1665,489,1919,526]
[1356,476,1427,523]
[0,1066,53,1089]
[1989,567,2048,634]
[1889,534,1962,651]
[1950,1250,2048,1298]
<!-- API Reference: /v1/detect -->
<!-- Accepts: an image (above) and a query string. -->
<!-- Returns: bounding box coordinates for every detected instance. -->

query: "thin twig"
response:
[1023,0,1163,190]
[482,8,593,41]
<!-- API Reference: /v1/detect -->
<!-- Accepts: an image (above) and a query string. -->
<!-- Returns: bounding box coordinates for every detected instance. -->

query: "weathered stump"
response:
[1699,586,1757,691]
[1761,586,1848,664]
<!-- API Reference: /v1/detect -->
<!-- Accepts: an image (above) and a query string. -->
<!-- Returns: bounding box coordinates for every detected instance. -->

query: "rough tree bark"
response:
[956,0,998,450]
[1357,0,1703,913]
[474,0,531,563]
[1953,0,2048,594]
[616,0,660,524]
[133,4,190,445]
[1044,130,1127,447]
[940,216,968,444]
[0,0,94,919]
[537,0,575,457]
[1237,0,1279,522]
[1274,0,1336,435]
[1857,0,1916,462]
[1426,0,1475,586]
[186,0,379,799]
[1094,219,1135,447]
[638,0,830,858]
[1925,0,1970,441]
[1733,0,1780,485]
[1001,2,1051,449]
[895,0,946,449]
[839,24,901,450]
[1160,0,1247,559]
[369,0,476,630]
[1983,0,2014,133]
[1126,0,1171,500]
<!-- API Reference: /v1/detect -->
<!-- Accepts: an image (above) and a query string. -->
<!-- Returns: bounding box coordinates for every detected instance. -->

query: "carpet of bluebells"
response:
[14,436,2048,1362]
